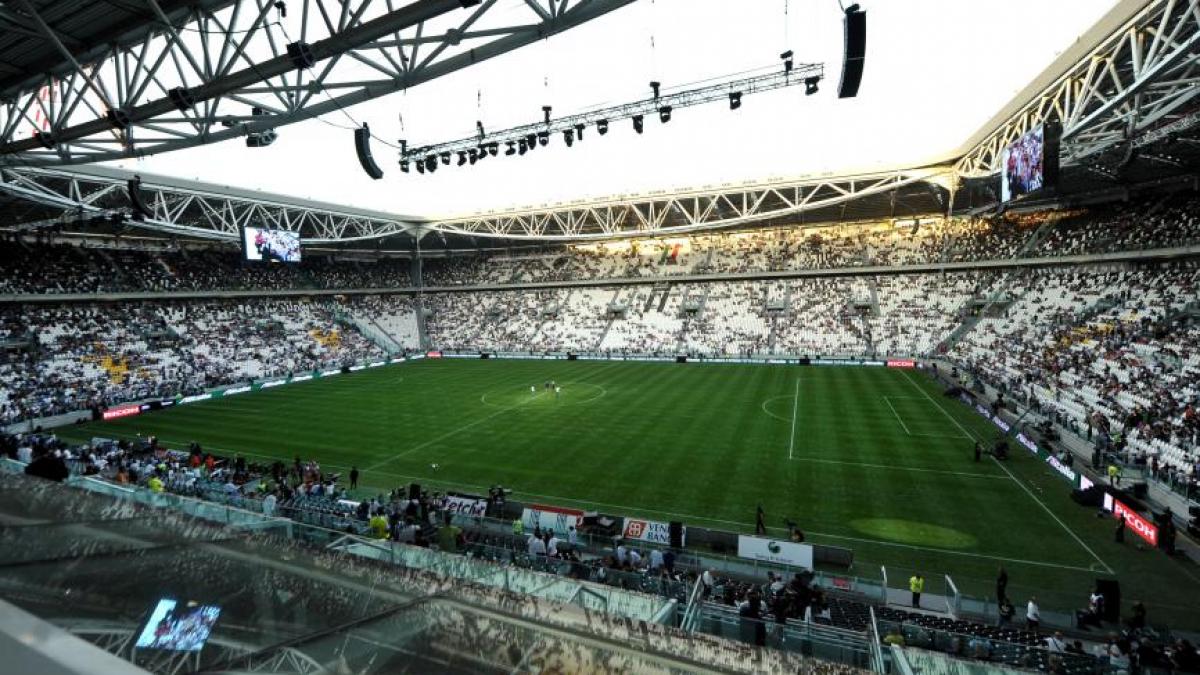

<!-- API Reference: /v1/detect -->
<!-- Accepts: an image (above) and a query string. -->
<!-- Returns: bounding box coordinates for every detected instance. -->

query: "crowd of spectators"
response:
[0,243,412,295]
[0,298,385,425]
[951,263,1200,493]
[5,191,1200,299]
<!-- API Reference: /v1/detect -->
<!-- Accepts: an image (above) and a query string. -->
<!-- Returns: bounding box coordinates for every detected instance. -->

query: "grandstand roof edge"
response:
[65,164,428,225]
[423,163,957,224]
[949,0,1148,162]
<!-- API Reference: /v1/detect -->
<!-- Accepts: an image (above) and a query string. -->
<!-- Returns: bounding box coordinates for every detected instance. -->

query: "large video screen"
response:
[135,599,221,651]
[243,226,301,262]
[1001,124,1059,202]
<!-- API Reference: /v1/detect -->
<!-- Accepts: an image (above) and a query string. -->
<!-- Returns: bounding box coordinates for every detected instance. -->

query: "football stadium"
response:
[2,0,1200,673]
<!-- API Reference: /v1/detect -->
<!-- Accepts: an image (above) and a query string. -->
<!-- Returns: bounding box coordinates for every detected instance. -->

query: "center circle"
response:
[481,381,607,409]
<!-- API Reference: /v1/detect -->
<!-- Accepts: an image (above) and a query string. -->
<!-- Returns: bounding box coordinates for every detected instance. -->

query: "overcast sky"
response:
[106,0,1116,218]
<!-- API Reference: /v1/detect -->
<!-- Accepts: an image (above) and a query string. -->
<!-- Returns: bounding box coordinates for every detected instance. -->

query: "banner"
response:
[521,504,584,534]
[737,535,814,569]
[1046,455,1077,483]
[622,518,683,546]
[443,496,488,517]
[103,404,142,421]
[1104,494,1158,546]
[886,360,916,368]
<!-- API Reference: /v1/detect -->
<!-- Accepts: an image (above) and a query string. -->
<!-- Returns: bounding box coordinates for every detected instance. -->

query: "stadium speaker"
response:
[354,124,384,180]
[408,483,421,500]
[838,6,866,98]
[668,521,684,548]
[127,177,151,219]
[1095,579,1120,623]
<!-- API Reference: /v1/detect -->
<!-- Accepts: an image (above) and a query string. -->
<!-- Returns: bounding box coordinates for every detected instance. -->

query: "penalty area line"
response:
[899,369,1114,575]
[787,377,800,460]
[883,396,912,435]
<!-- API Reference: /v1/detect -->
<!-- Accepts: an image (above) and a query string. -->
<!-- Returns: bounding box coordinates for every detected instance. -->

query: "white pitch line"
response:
[364,391,548,471]
[883,396,912,435]
[788,456,1007,480]
[787,377,800,460]
[899,369,1114,574]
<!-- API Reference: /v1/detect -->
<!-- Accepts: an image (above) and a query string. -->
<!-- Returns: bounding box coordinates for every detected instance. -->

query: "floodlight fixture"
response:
[597,119,609,135]
[659,106,672,123]
[633,115,644,133]
[805,76,820,95]
[729,92,742,110]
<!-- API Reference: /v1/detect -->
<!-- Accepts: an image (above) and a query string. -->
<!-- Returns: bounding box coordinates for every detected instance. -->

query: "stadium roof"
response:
[3,0,1199,246]
[0,1,1119,211]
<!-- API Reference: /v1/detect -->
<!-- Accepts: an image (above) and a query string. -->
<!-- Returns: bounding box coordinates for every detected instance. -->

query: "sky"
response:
[105,0,1117,219]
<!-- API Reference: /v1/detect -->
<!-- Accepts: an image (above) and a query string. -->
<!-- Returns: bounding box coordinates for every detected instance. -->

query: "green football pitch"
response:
[61,359,1200,628]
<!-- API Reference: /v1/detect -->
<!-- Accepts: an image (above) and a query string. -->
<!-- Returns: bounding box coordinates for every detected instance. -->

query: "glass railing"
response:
[0,460,675,625]
[876,617,1107,675]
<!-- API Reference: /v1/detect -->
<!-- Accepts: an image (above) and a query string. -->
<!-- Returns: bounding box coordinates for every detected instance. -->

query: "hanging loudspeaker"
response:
[354,124,384,180]
[838,6,866,98]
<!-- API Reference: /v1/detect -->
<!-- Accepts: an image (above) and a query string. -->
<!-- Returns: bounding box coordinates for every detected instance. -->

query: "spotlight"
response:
[400,159,410,173]
[597,119,609,135]
[476,144,488,161]
[476,120,485,138]
[468,148,478,165]
[633,115,644,134]
[425,155,437,172]
[729,92,742,110]
[415,159,425,174]
[537,131,549,146]
[487,142,499,157]
[518,138,528,155]
[574,123,585,141]
[440,152,451,166]
[542,105,552,124]
[658,105,672,123]
[505,141,516,156]
[650,81,661,99]
[781,50,794,74]
[564,129,574,147]
[805,76,820,95]
[525,133,536,148]
[457,151,467,166]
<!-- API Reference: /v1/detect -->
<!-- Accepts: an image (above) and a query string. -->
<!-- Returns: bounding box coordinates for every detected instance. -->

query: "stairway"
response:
[338,312,402,354]
[93,249,129,289]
